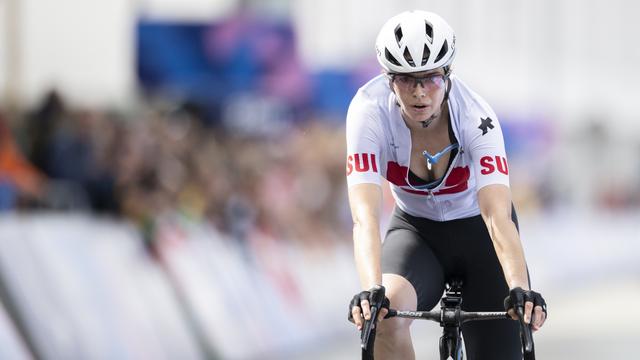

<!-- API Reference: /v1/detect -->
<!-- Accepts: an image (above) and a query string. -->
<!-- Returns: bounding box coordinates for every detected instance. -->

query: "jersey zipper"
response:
[429,148,462,221]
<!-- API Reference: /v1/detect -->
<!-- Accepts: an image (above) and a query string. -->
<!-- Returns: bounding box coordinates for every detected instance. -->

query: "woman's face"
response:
[390,69,447,124]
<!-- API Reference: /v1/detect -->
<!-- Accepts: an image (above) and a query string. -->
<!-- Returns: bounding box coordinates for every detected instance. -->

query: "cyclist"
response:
[346,10,547,359]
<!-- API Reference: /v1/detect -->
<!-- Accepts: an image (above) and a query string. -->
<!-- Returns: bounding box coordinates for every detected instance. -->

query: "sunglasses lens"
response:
[395,75,414,86]
[393,74,445,90]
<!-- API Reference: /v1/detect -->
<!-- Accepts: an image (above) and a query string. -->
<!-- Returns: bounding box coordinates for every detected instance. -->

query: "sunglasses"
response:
[390,73,447,91]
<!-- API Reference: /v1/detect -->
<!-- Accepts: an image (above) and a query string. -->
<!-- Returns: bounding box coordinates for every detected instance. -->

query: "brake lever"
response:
[360,286,386,350]
[360,305,379,350]
[516,306,534,353]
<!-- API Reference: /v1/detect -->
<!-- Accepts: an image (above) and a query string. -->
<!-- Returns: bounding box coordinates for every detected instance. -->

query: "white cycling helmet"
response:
[375,10,456,74]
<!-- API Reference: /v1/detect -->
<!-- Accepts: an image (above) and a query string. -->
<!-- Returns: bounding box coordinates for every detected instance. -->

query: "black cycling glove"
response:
[504,287,548,318]
[348,285,390,322]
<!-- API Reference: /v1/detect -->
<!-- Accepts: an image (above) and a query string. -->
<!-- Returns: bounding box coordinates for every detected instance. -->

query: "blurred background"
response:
[0,0,639,359]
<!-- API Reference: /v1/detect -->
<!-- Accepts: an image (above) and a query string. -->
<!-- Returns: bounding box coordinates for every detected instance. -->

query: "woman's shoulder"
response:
[346,75,393,142]
[348,74,393,123]
[351,74,392,108]
[449,75,499,128]
[449,75,493,110]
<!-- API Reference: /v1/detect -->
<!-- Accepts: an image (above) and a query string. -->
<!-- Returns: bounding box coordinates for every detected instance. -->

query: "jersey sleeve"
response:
[345,94,383,187]
[463,106,510,191]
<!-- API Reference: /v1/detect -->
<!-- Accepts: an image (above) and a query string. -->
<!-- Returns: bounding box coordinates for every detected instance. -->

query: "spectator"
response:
[0,110,47,210]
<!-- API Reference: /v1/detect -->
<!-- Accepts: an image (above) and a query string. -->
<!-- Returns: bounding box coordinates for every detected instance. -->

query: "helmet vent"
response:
[385,48,401,66]
[434,39,448,63]
[425,21,433,42]
[403,47,415,67]
[394,26,403,43]
[421,44,431,66]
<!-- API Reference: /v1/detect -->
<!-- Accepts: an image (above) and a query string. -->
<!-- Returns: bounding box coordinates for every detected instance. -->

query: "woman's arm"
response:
[348,183,384,290]
[478,184,547,330]
[477,184,529,290]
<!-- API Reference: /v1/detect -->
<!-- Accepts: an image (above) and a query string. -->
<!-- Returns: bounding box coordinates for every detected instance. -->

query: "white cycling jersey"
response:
[346,74,510,221]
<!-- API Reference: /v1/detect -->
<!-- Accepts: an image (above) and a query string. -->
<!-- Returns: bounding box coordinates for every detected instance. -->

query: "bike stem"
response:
[438,281,464,359]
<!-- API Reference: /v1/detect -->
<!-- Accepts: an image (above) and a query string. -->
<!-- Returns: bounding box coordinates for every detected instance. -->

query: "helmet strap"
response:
[443,75,452,102]
[425,77,452,127]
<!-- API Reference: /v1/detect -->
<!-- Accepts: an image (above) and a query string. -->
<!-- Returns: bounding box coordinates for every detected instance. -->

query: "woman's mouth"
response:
[412,104,429,113]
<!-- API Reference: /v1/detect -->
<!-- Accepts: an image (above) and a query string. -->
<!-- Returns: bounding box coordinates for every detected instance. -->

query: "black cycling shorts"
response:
[381,206,524,360]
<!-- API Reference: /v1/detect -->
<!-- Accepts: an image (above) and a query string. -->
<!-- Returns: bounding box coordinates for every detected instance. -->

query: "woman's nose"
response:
[413,83,428,97]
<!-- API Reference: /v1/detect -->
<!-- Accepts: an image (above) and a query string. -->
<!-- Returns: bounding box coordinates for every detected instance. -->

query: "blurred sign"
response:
[138,0,237,22]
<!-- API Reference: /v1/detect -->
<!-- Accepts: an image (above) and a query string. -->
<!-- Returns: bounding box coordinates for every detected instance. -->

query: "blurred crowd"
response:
[0,91,352,249]
[3,89,640,254]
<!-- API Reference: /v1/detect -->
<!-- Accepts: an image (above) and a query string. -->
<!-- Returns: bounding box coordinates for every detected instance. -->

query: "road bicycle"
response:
[360,280,535,360]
